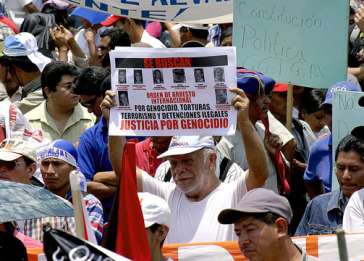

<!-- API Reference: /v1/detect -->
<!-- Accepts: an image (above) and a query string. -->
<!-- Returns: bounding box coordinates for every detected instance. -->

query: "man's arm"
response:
[230,88,269,190]
[101,90,144,192]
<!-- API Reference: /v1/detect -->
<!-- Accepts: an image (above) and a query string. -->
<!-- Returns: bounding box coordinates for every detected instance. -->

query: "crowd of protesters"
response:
[1,0,364,260]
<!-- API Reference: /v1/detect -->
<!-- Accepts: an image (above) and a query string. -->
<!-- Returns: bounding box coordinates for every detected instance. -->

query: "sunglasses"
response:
[80,96,98,108]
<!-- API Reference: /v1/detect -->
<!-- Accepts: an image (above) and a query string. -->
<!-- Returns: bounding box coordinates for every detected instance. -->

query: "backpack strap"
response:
[219,157,234,182]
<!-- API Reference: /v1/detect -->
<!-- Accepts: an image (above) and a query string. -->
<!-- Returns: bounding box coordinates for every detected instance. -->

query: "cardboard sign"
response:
[233,0,348,88]
[66,0,233,23]
[109,47,237,137]
[332,90,364,190]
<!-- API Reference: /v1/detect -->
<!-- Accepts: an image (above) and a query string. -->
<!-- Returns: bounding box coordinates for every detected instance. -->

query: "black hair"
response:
[41,61,79,99]
[74,67,109,96]
[23,156,35,166]
[100,76,111,96]
[335,133,364,161]
[100,28,131,49]
[189,28,209,40]
[0,55,39,72]
[299,88,325,115]
[41,5,71,29]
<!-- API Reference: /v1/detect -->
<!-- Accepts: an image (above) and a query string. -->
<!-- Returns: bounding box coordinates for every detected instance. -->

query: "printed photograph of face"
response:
[118,69,126,84]
[118,91,129,106]
[214,67,225,82]
[215,89,228,104]
[134,70,143,84]
[173,69,186,83]
[153,69,164,84]
[194,68,205,83]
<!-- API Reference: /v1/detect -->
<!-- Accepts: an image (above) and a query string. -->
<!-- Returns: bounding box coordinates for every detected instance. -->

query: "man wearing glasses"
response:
[25,61,94,144]
[74,74,115,221]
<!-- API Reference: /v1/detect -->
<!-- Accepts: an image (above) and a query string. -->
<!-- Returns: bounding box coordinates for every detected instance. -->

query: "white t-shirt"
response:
[74,28,104,58]
[142,171,247,244]
[132,30,166,48]
[343,188,364,233]
[4,0,33,28]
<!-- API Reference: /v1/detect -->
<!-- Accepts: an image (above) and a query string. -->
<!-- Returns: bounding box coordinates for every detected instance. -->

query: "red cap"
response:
[100,15,122,27]
[273,83,288,92]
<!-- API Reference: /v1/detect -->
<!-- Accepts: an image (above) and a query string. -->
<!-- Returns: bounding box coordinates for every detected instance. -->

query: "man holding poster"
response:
[103,87,269,244]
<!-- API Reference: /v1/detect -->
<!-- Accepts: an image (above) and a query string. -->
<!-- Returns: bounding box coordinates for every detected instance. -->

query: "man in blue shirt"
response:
[304,81,361,199]
[296,131,364,235]
[74,71,115,220]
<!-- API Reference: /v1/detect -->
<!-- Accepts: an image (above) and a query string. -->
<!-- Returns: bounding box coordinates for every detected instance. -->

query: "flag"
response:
[102,142,152,260]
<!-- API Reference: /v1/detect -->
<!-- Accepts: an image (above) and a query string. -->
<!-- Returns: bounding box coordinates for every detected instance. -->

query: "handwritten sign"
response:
[233,0,348,88]
[332,90,364,190]
[109,47,237,136]
[66,0,233,23]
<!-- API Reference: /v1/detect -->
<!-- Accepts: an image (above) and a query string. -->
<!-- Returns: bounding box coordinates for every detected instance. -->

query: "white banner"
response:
[66,0,233,23]
[109,47,237,137]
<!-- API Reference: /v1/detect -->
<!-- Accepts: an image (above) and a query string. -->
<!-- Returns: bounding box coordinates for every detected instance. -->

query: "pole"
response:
[336,229,349,261]
[286,83,293,132]
[70,170,85,239]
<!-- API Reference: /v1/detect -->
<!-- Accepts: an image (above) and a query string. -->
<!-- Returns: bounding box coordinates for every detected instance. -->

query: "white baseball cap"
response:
[157,136,215,159]
[3,32,52,72]
[138,192,171,228]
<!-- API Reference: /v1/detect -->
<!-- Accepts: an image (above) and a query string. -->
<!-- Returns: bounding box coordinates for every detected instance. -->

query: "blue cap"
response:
[70,7,109,26]
[321,81,362,107]
[38,139,78,167]
[237,68,276,95]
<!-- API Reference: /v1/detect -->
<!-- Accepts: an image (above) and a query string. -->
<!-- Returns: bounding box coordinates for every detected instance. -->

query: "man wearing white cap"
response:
[0,32,52,113]
[104,88,269,244]
[138,192,172,261]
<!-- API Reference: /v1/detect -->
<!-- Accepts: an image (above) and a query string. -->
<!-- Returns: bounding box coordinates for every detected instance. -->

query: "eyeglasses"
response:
[80,96,98,108]
[180,27,189,33]
[56,79,77,92]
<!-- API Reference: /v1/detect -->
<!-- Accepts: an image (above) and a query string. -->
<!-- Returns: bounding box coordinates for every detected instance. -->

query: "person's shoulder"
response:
[24,101,45,120]
[308,191,335,206]
[310,134,331,151]
[74,104,95,121]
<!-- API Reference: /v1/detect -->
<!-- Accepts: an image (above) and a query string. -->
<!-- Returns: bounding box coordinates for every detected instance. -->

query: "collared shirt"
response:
[25,101,95,144]
[304,134,332,192]
[77,117,112,181]
[77,117,113,221]
[295,189,347,236]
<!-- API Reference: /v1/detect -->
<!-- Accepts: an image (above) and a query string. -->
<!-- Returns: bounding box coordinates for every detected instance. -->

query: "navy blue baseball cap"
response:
[237,68,276,95]
[321,81,361,107]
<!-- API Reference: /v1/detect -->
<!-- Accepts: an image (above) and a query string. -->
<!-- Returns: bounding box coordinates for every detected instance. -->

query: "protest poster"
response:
[108,47,237,137]
[65,0,233,23]
[233,0,348,89]
[332,90,364,190]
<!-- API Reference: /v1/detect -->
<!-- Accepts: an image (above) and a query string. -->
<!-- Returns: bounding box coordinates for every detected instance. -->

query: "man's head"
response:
[0,139,37,184]
[218,188,293,260]
[138,192,171,250]
[179,24,209,46]
[0,32,51,86]
[335,131,364,198]
[321,81,361,131]
[38,139,78,195]
[99,28,130,67]
[158,136,217,198]
[41,61,80,110]
[269,83,288,124]
[73,67,109,117]
[237,69,275,124]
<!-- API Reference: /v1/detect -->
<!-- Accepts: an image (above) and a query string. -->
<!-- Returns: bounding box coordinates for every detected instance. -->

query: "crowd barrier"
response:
[25,233,364,260]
